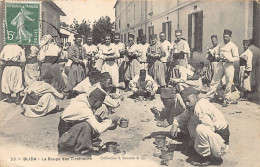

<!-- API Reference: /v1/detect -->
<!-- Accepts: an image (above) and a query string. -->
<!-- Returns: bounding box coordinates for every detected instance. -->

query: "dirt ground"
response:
[0,90,260,167]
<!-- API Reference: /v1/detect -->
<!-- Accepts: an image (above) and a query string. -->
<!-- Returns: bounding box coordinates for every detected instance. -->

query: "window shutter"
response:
[162,22,166,34]
[188,14,192,51]
[197,11,203,52]
[168,21,171,42]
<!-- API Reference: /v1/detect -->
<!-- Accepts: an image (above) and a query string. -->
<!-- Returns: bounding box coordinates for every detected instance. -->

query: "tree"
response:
[92,16,115,45]
[77,19,91,39]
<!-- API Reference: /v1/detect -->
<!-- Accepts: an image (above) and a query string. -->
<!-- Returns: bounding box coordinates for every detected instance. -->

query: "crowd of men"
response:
[0,28,260,166]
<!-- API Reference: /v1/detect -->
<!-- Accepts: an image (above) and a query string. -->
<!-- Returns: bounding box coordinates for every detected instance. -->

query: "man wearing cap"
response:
[137,35,150,71]
[206,35,220,83]
[171,87,230,166]
[147,34,167,93]
[248,39,260,91]
[87,72,121,118]
[0,44,26,104]
[124,34,141,91]
[72,69,101,95]
[38,34,66,93]
[239,40,253,100]
[206,29,239,107]
[112,33,126,83]
[159,32,172,83]
[129,69,158,99]
[58,88,119,155]
[98,34,120,87]
[83,35,98,73]
[172,30,190,64]
[150,87,186,127]
[66,34,88,96]
[169,59,202,92]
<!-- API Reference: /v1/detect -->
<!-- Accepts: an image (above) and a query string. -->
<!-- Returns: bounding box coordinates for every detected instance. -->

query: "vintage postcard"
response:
[0,0,260,167]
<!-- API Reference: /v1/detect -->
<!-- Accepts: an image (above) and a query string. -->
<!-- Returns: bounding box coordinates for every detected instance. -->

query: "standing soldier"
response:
[112,33,126,83]
[137,34,150,71]
[66,34,87,97]
[248,39,260,92]
[172,30,190,65]
[239,40,253,101]
[206,29,239,107]
[98,34,120,87]
[83,34,98,73]
[147,34,166,93]
[124,34,141,91]
[38,35,66,93]
[206,35,220,83]
[0,44,26,104]
[159,32,172,83]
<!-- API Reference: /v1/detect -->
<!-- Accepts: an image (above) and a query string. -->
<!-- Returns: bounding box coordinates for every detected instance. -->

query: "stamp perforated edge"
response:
[3,0,42,46]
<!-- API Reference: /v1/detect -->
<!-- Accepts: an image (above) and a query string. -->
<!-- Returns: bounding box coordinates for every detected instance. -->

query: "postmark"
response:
[4,1,41,45]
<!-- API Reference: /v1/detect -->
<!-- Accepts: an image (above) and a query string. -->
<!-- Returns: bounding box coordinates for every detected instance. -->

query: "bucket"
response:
[105,142,120,153]
[119,118,129,128]
[138,95,144,101]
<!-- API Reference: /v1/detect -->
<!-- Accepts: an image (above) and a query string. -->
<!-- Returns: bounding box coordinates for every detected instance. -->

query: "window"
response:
[162,21,172,42]
[124,33,126,43]
[188,11,203,53]
[148,26,154,44]
[119,19,121,29]
[138,29,143,37]
[121,34,123,43]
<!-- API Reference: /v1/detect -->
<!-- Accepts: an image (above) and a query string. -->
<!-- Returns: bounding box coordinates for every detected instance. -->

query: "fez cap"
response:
[74,34,83,39]
[243,40,251,45]
[89,69,101,78]
[90,88,106,102]
[223,29,232,36]
[175,29,182,34]
[100,72,112,80]
[160,87,177,99]
[114,32,120,37]
[128,34,135,39]
[211,35,217,39]
[180,87,198,100]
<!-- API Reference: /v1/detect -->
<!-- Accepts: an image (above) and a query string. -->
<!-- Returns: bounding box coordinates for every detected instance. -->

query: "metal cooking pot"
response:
[105,142,120,153]
[119,119,129,128]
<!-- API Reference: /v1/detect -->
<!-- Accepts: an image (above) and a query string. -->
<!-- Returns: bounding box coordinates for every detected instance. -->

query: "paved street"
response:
[0,91,260,167]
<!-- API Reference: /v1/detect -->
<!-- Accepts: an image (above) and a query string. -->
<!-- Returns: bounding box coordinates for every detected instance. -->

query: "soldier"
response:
[66,34,88,97]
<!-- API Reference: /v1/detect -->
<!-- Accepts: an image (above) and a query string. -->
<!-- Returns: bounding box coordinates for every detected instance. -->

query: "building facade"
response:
[114,0,260,61]
[114,0,260,90]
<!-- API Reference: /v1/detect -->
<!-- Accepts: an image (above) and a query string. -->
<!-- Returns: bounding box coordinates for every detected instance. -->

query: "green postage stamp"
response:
[4,1,41,45]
